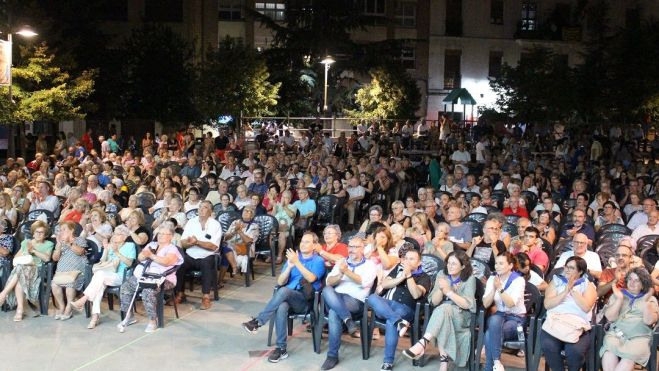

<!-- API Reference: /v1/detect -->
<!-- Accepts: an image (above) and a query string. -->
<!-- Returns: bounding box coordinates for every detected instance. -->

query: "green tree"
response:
[194,38,280,123]
[118,25,196,125]
[346,65,420,120]
[490,46,576,123]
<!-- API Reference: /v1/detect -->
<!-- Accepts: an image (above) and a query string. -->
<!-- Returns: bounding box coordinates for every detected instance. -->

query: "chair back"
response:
[503,222,518,237]
[26,209,55,225]
[463,212,487,224]
[315,195,338,228]
[505,215,521,226]
[637,235,659,256]
[253,215,278,253]
[521,191,538,211]
[403,237,421,252]
[86,238,101,264]
[463,220,483,237]
[152,208,164,220]
[306,187,319,201]
[136,192,156,209]
[420,254,445,281]
[595,239,618,268]
[598,223,632,237]
[217,211,241,234]
[186,208,199,220]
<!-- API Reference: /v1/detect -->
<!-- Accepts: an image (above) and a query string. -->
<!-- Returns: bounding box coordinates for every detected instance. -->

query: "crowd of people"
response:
[0,119,658,371]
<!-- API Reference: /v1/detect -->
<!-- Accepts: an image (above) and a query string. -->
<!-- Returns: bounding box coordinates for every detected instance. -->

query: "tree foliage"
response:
[118,25,196,125]
[346,65,420,120]
[194,37,280,123]
[0,43,95,123]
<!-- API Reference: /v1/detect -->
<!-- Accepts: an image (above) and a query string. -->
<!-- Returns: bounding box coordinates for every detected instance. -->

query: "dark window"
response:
[364,0,386,15]
[490,0,503,25]
[625,8,640,29]
[401,46,416,70]
[98,0,128,21]
[521,1,537,31]
[396,1,416,27]
[219,0,243,21]
[444,50,461,89]
[144,0,183,22]
[445,0,463,36]
[488,51,503,78]
[255,2,286,21]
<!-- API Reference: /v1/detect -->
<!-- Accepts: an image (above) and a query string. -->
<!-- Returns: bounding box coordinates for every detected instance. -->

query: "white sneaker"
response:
[493,360,505,371]
[144,321,158,333]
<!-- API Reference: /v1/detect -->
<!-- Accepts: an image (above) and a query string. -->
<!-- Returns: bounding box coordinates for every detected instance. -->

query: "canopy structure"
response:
[442,88,477,122]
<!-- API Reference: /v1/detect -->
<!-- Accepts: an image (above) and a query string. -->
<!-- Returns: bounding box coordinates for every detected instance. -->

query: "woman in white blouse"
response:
[482,252,526,371]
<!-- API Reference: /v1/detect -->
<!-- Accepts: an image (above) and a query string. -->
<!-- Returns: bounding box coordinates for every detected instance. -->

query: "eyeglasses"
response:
[573,240,588,245]
[348,244,363,249]
[615,253,631,258]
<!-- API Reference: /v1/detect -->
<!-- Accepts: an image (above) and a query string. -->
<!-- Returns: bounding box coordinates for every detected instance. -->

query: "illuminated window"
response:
[401,46,416,70]
[521,1,537,31]
[444,50,461,89]
[255,2,285,21]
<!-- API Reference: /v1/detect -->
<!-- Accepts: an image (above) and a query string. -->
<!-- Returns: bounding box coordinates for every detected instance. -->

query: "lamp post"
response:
[5,26,38,103]
[320,55,335,114]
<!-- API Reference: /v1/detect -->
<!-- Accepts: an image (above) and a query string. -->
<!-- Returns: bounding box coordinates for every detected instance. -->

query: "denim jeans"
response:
[255,287,308,350]
[366,294,414,364]
[322,285,364,359]
[484,311,525,371]
[541,329,592,371]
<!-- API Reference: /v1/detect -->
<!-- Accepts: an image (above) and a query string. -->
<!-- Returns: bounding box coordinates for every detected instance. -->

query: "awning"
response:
[442,88,477,105]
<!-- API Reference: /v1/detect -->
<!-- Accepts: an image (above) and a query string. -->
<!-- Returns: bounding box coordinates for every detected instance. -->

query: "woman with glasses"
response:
[594,201,624,232]
[534,210,557,245]
[387,200,410,229]
[358,205,385,233]
[541,256,597,371]
[184,186,202,212]
[600,267,659,371]
[0,221,53,321]
[403,251,476,370]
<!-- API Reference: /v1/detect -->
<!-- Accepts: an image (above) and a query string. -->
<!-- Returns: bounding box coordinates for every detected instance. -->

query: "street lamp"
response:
[5,25,38,103]
[320,55,335,114]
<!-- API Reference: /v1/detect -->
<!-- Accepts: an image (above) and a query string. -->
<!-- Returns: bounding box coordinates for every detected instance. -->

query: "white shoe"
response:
[144,321,158,333]
[493,360,505,371]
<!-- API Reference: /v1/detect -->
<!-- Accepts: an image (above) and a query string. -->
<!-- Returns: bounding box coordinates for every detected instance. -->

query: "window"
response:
[521,1,537,31]
[490,0,503,25]
[488,51,503,78]
[364,0,386,16]
[401,46,416,70]
[444,50,461,89]
[144,0,183,22]
[255,2,285,21]
[445,0,463,36]
[98,0,128,21]
[396,1,416,27]
[219,0,243,21]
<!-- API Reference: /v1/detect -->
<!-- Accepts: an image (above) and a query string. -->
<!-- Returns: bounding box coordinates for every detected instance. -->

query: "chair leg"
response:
[287,317,294,336]
[172,288,179,319]
[270,243,276,277]
[157,289,165,328]
[84,301,91,318]
[107,293,114,311]
[311,312,320,354]
[245,260,251,287]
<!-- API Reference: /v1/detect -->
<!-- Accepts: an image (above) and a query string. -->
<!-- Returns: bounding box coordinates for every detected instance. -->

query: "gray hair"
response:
[324,224,342,239]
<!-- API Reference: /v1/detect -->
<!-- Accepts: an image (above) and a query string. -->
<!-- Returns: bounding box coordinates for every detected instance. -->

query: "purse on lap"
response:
[52,271,81,286]
[542,312,591,343]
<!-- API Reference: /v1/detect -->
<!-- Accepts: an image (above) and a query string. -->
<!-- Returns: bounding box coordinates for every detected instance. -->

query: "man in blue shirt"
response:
[293,188,316,226]
[247,169,268,196]
[179,157,201,179]
[242,232,325,363]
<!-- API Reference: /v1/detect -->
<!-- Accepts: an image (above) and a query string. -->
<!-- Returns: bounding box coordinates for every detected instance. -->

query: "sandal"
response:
[439,354,450,363]
[402,336,430,360]
[13,311,24,322]
[397,319,410,337]
[87,315,100,329]
[69,301,84,313]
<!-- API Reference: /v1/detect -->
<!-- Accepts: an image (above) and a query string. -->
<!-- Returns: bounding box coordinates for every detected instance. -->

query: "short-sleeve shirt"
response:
[134,242,184,285]
[181,217,223,259]
[322,242,349,267]
[111,242,137,277]
[381,264,431,309]
[283,253,326,291]
[484,273,526,315]
[19,239,54,267]
[327,258,378,302]
[449,223,472,245]
[527,247,549,271]
[554,250,602,274]
[293,198,316,217]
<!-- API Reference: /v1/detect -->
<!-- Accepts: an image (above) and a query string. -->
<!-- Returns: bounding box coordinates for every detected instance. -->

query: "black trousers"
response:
[176,254,215,295]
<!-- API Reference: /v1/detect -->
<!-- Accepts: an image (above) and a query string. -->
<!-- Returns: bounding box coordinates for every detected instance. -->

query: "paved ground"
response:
[0,263,530,371]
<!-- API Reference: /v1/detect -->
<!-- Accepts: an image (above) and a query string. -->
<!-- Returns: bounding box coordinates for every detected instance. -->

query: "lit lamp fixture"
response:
[2,25,38,102]
[320,55,335,113]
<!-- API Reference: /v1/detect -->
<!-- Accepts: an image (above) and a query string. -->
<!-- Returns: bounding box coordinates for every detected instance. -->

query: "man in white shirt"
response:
[175,201,223,310]
[463,174,480,194]
[554,233,602,279]
[345,176,365,227]
[219,158,242,180]
[630,209,659,251]
[475,136,489,163]
[320,235,377,370]
[86,175,104,197]
[627,198,657,230]
[450,142,471,173]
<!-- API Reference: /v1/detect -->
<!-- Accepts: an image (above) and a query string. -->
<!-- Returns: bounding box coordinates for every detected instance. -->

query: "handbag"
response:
[13,255,34,267]
[92,260,118,274]
[542,312,591,343]
[52,270,81,286]
[234,242,248,256]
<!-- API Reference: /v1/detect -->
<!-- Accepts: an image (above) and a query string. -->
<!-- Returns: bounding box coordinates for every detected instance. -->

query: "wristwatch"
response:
[498,289,505,294]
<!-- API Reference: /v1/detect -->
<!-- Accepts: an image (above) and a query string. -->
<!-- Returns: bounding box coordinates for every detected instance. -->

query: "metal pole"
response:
[323,62,329,112]
[7,32,12,103]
